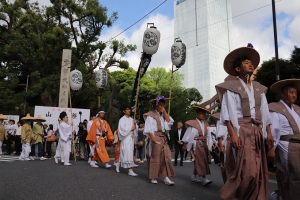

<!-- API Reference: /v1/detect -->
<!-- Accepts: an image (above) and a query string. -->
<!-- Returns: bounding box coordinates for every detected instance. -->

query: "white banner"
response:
[34,106,90,133]
[3,115,20,124]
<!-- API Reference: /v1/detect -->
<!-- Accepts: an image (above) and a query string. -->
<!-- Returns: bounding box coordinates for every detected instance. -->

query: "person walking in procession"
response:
[182,104,213,186]
[86,107,114,169]
[19,114,34,161]
[54,112,73,166]
[173,121,185,166]
[215,44,274,200]
[143,96,175,185]
[0,114,8,156]
[117,104,138,176]
[268,79,300,200]
[30,115,47,160]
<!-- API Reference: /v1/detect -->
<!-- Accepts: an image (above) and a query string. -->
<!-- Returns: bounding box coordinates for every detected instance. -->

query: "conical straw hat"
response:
[34,115,46,122]
[0,114,8,120]
[21,113,35,120]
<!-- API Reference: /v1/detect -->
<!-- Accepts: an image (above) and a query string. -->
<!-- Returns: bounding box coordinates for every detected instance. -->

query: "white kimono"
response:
[143,111,174,157]
[220,78,271,138]
[270,100,300,172]
[118,115,137,168]
[182,119,213,154]
[55,122,72,163]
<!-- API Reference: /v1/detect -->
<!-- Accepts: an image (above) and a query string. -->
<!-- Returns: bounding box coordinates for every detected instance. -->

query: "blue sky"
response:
[100,0,174,31]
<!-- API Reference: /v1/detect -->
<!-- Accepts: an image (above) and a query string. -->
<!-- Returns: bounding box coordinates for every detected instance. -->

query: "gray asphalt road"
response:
[0,156,277,200]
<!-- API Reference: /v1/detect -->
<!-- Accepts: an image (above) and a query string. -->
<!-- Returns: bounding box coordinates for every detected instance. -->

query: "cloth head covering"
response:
[34,115,46,122]
[224,43,260,76]
[149,96,170,105]
[0,114,8,120]
[270,78,300,94]
[191,104,211,114]
[59,111,68,120]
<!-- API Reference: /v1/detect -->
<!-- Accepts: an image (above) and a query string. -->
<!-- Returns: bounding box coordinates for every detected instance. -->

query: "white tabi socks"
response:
[115,162,120,173]
[128,168,138,176]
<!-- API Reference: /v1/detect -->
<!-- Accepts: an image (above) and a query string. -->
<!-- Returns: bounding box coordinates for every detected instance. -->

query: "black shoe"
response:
[180,163,183,166]
[5,152,11,155]
[174,162,177,166]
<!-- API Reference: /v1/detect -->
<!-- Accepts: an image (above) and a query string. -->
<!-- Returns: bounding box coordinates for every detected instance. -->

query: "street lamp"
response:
[168,38,186,114]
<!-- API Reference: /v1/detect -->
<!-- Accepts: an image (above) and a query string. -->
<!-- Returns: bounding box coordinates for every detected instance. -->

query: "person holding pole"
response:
[54,111,73,166]
[143,96,175,185]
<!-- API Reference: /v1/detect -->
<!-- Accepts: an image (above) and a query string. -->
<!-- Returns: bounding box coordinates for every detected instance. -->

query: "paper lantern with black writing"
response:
[142,26,161,55]
[171,39,186,67]
[95,69,107,89]
[70,69,83,91]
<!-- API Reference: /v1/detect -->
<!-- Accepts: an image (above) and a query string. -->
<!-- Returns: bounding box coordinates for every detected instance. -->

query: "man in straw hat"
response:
[182,104,213,186]
[215,44,274,200]
[117,103,138,176]
[0,114,8,157]
[19,113,34,161]
[268,79,300,200]
[210,112,228,183]
[30,115,47,161]
[86,106,114,169]
[54,111,74,166]
[143,96,175,185]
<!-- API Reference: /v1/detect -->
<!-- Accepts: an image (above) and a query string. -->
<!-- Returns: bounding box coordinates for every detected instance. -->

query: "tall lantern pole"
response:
[168,38,186,114]
[131,23,161,120]
[271,0,280,81]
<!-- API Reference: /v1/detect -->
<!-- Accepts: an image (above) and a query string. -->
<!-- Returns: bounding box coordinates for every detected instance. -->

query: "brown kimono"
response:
[143,111,175,179]
[185,120,210,176]
[216,80,269,200]
[269,102,300,200]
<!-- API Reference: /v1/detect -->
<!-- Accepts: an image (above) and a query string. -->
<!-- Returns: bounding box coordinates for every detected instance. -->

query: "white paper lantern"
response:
[70,69,83,91]
[95,69,107,89]
[142,26,161,55]
[171,39,186,67]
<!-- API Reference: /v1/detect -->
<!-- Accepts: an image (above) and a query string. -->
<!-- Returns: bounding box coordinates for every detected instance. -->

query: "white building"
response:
[174,0,232,101]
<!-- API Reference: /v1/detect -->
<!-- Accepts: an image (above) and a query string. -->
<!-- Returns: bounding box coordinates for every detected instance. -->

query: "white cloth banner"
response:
[34,106,90,133]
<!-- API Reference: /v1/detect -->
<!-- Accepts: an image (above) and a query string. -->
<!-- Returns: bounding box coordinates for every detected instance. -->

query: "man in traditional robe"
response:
[143,96,175,185]
[87,111,98,167]
[268,79,300,200]
[30,115,47,160]
[0,114,8,157]
[182,105,213,186]
[215,44,274,200]
[117,104,138,176]
[19,114,34,161]
[86,107,114,169]
[211,112,228,183]
[54,111,73,166]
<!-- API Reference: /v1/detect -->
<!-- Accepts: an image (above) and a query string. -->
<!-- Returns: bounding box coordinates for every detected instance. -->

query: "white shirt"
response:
[182,118,213,153]
[270,100,300,172]
[178,129,182,140]
[87,120,93,133]
[16,126,22,136]
[220,78,271,138]
[5,124,17,135]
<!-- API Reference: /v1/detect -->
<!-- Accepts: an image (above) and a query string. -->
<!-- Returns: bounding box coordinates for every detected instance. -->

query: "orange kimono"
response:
[115,131,121,163]
[86,118,114,163]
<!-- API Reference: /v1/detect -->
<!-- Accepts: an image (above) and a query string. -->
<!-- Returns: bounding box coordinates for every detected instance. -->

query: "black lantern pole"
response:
[271,0,280,81]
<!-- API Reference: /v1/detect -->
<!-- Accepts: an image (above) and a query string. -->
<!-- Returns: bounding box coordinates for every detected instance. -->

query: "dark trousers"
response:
[5,134,14,154]
[184,150,189,159]
[46,141,52,158]
[174,143,184,164]
[30,142,43,157]
[15,135,21,154]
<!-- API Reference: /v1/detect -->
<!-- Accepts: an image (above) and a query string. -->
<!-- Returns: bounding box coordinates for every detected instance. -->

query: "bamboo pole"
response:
[68,84,76,161]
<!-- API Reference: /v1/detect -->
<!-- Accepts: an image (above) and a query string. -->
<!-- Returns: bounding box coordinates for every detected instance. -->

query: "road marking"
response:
[0,155,20,163]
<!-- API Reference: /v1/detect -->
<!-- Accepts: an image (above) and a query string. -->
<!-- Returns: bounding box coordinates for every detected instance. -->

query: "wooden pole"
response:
[68,85,76,161]
[133,53,144,120]
[168,64,174,114]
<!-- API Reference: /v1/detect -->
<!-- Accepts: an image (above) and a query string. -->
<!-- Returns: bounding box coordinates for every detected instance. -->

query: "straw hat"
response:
[34,115,46,122]
[0,114,8,120]
[149,96,170,105]
[211,112,220,121]
[21,113,35,120]
[270,79,300,94]
[224,45,260,76]
[191,104,211,114]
